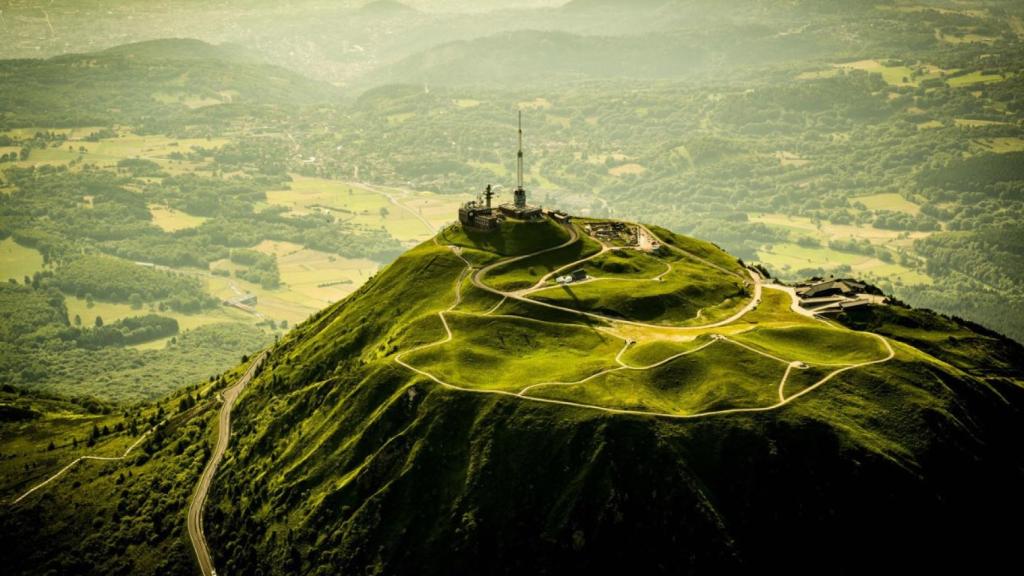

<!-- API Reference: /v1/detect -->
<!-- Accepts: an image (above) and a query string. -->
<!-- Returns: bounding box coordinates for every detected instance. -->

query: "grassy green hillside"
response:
[182,218,1023,574]
[528,260,749,325]
[481,224,602,291]
[405,312,624,391]
[532,341,787,413]
[0,374,244,575]
[3,218,1022,575]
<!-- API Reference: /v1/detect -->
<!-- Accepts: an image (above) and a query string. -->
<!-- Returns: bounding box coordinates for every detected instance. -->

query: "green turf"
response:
[528,258,749,325]
[647,224,746,276]
[731,325,888,365]
[734,288,817,327]
[619,337,712,367]
[488,296,611,328]
[453,277,507,314]
[481,226,601,290]
[401,312,624,392]
[781,365,834,398]
[527,341,786,414]
[583,249,672,279]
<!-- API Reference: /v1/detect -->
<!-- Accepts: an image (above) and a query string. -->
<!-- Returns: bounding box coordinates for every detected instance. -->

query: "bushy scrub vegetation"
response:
[0,383,225,575]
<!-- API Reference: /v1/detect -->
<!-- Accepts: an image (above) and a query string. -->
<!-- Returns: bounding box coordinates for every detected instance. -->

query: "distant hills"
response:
[365,29,712,86]
[97,38,262,64]
[0,39,338,127]
[357,0,418,16]
[362,20,860,87]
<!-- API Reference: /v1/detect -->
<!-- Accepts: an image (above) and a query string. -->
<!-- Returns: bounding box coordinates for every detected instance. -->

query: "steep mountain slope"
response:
[194,217,1024,574]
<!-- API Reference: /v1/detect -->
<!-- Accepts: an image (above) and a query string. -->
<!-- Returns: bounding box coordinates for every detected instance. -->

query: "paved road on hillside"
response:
[188,352,266,576]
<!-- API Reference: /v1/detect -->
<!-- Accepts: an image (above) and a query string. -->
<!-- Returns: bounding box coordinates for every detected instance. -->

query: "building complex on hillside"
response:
[459,112,544,231]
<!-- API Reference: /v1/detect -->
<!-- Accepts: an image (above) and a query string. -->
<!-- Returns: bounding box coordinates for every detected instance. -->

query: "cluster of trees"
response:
[1,281,178,348]
[872,210,940,231]
[0,318,270,403]
[53,254,217,312]
[230,249,281,289]
[115,158,164,177]
[75,314,179,349]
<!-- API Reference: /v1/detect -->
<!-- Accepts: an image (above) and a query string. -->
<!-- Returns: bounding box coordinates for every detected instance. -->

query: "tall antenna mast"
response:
[517,110,524,190]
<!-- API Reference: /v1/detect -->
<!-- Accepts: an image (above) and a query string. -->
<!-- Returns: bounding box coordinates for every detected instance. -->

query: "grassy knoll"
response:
[489,296,610,328]
[648,224,746,275]
[453,276,507,315]
[583,249,671,279]
[607,287,814,351]
[528,341,786,414]
[735,288,817,327]
[0,237,45,282]
[439,216,571,257]
[619,336,712,367]
[834,304,1024,379]
[482,225,601,290]
[731,324,888,365]
[402,312,623,392]
[782,365,834,398]
[528,258,749,325]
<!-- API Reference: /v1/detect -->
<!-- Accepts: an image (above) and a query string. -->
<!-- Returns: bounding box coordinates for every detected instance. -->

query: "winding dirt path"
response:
[10,429,156,506]
[396,223,895,420]
[470,223,763,331]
